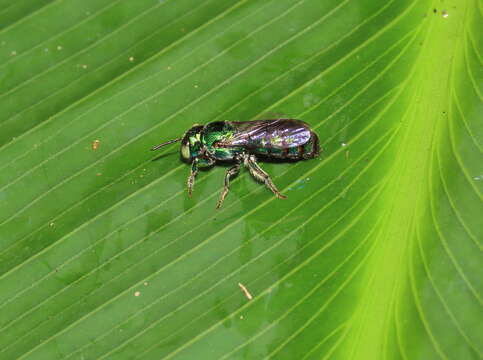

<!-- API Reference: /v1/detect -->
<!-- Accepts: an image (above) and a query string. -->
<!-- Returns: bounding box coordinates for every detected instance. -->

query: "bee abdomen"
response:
[302,131,320,159]
[256,131,319,160]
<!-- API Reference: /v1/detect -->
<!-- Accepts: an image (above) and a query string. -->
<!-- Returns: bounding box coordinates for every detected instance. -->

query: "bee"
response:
[151,119,320,208]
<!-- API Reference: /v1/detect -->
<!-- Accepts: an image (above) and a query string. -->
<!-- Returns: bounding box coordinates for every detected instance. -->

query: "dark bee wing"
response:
[220,119,312,149]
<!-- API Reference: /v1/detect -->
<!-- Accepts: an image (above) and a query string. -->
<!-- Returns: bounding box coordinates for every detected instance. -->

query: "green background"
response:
[0,0,481,359]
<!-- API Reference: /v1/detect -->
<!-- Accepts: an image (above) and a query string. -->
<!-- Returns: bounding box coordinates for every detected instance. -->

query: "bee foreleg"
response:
[216,160,241,209]
[244,154,287,199]
[187,159,198,197]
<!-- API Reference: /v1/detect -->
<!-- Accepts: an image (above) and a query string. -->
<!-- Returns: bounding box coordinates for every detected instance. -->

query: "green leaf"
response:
[0,0,481,359]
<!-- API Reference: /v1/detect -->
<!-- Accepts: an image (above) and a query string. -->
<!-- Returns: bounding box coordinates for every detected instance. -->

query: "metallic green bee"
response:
[151,119,320,208]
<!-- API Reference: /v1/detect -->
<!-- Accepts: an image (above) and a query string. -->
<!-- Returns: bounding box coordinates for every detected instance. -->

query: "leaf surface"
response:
[0,0,481,359]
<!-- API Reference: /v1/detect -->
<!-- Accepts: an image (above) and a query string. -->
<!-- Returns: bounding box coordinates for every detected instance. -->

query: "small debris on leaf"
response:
[238,282,253,300]
[134,291,141,297]
[91,139,100,150]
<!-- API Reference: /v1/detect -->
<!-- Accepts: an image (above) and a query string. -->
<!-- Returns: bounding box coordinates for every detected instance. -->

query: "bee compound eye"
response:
[181,144,191,160]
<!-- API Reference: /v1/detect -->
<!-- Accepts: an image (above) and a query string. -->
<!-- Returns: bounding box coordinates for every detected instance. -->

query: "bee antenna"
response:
[151,138,181,151]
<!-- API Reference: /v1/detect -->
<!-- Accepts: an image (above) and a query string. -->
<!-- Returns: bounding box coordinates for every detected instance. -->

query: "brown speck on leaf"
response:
[134,291,141,297]
[238,283,253,300]
[92,139,100,150]
[442,10,448,18]
[96,173,102,176]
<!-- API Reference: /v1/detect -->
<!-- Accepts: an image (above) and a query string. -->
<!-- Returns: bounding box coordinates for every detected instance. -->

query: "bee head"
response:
[151,124,204,162]
[180,124,204,161]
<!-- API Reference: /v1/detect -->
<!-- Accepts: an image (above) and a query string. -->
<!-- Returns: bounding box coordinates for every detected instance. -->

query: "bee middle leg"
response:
[216,160,241,209]
[244,154,287,199]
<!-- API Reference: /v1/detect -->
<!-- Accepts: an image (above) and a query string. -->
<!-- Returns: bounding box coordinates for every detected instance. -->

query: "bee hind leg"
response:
[216,159,241,209]
[244,154,287,200]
